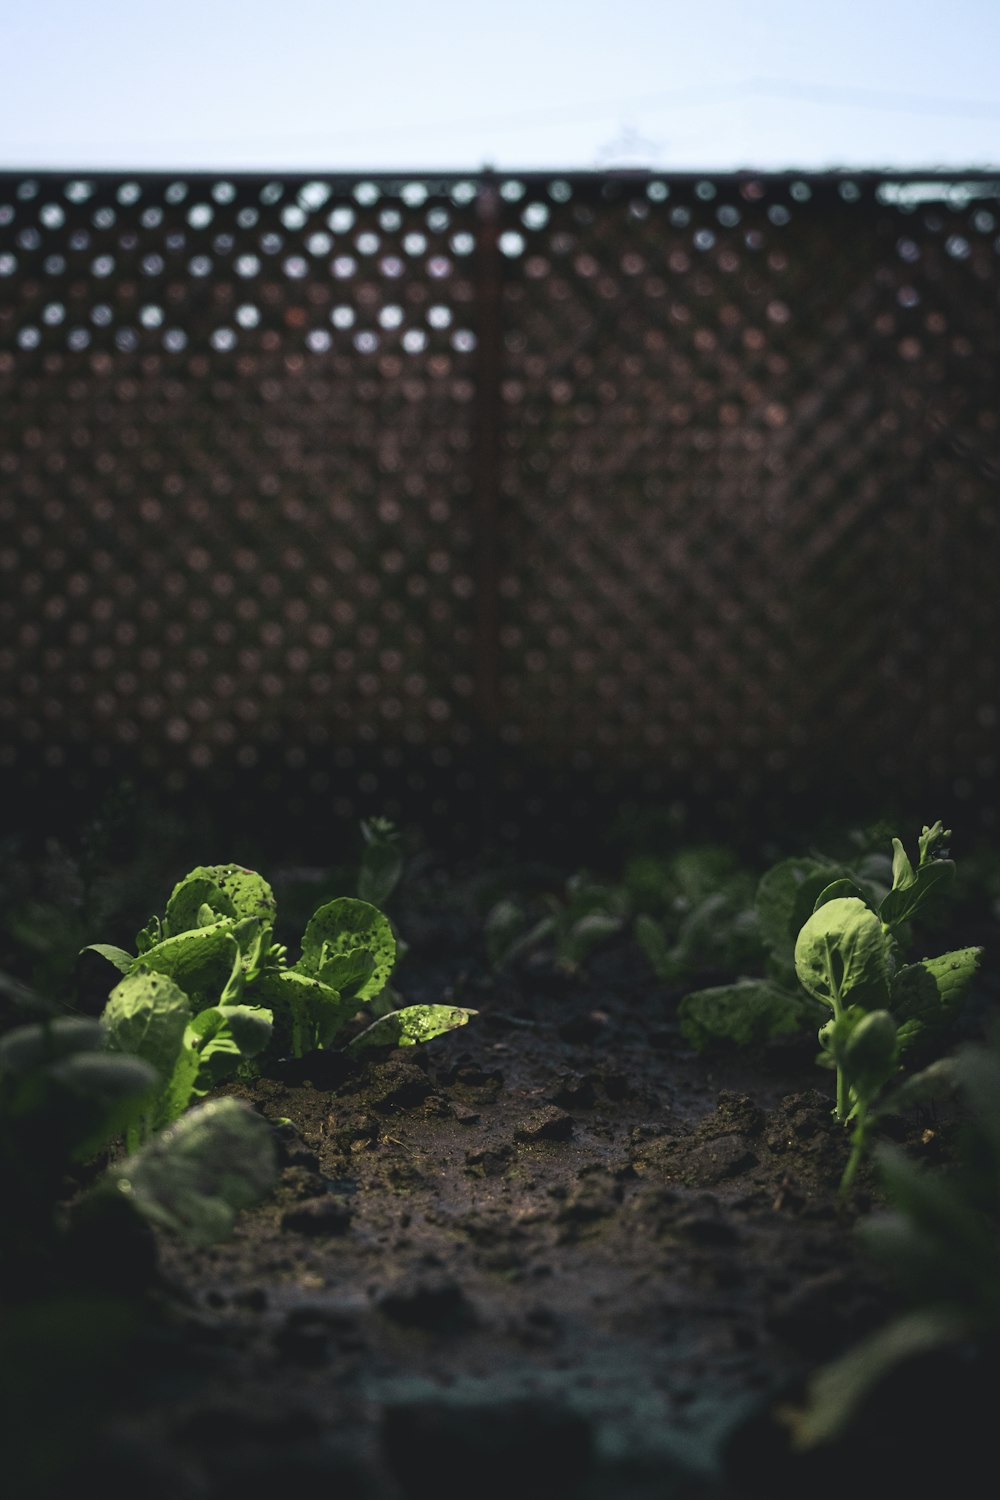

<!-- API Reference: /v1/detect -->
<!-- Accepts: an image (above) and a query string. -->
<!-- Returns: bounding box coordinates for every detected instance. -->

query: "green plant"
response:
[485,872,628,974]
[781,1036,1000,1449]
[792,822,981,1195]
[357,816,405,908]
[88,862,474,1066]
[675,837,893,1050]
[0,1015,278,1269]
[633,847,764,986]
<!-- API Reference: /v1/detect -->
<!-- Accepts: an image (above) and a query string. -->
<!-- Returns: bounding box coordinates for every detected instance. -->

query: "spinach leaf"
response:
[678,980,813,1050]
[348,1004,476,1052]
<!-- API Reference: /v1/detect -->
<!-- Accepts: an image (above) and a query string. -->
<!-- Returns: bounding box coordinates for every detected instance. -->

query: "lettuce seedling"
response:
[88,862,474,1067]
[101,969,273,1148]
[793,822,981,1194]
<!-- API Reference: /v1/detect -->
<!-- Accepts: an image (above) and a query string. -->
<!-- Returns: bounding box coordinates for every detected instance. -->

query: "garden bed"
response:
[3,840,996,1500]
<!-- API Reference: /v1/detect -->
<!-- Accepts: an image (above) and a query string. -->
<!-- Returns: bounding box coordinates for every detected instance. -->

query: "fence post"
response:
[473,172,503,745]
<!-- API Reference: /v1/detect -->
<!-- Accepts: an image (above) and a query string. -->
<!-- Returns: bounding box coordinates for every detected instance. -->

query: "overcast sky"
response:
[2,0,999,172]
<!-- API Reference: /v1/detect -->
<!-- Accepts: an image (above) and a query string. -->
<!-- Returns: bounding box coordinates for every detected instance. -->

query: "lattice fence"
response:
[1,171,998,844]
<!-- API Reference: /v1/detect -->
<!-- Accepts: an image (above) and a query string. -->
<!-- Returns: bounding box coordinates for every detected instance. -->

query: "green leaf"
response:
[483,899,534,969]
[137,922,242,1008]
[317,948,377,998]
[358,821,404,908]
[101,971,191,1081]
[812,879,871,913]
[184,1002,273,1089]
[890,837,916,893]
[843,1009,898,1104]
[917,821,950,866]
[78,943,134,975]
[794,898,890,1011]
[0,1017,108,1076]
[135,916,161,954]
[780,1308,969,1451]
[869,1143,995,1286]
[106,1097,279,1245]
[755,858,845,962]
[163,874,237,937]
[878,857,954,931]
[250,968,351,1056]
[678,980,812,1051]
[170,864,277,927]
[348,1004,476,1052]
[890,947,982,1054]
[876,1056,959,1117]
[0,1020,157,1157]
[635,913,672,982]
[296,897,395,1000]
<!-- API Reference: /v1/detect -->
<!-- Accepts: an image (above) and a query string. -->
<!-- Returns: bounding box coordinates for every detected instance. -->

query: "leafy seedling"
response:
[101,969,273,1148]
[97,1096,279,1246]
[634,847,763,987]
[486,873,628,975]
[0,1015,156,1264]
[88,862,474,1066]
[793,823,981,1195]
[781,1036,1000,1450]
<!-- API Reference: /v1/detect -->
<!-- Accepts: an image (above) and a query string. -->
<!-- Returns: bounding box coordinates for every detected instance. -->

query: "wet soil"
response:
[7,882,971,1500]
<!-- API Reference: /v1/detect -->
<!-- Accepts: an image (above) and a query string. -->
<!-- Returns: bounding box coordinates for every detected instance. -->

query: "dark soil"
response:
[4,883,978,1500]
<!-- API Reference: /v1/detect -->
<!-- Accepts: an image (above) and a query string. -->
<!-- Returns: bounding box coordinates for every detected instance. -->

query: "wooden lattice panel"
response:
[490,174,1000,807]
[1,170,998,832]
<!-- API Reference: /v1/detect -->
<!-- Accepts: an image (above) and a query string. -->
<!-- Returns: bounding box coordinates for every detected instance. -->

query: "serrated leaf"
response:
[678,980,811,1051]
[297,897,395,1000]
[348,1003,475,1052]
[794,898,889,1011]
[107,1097,278,1245]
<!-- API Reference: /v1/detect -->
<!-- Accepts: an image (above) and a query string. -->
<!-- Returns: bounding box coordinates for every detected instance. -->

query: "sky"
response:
[2,0,999,173]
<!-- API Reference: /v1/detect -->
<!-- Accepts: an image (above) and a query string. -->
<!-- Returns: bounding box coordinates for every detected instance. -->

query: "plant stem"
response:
[835,1060,849,1123]
[838,1102,870,1200]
